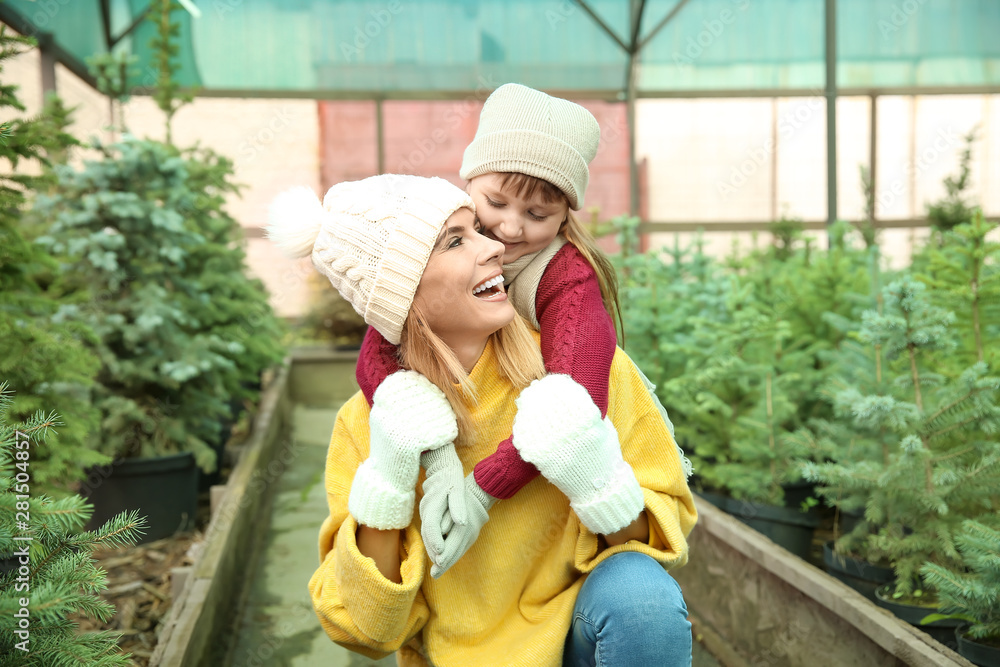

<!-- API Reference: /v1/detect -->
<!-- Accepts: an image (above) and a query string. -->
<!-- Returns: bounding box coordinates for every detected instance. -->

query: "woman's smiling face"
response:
[468,173,569,264]
[411,207,514,350]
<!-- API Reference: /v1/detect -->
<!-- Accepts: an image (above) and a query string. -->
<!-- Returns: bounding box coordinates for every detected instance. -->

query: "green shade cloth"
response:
[3,0,998,95]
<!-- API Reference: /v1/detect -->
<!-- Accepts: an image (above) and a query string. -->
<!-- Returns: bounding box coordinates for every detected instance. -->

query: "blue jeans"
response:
[563,552,692,667]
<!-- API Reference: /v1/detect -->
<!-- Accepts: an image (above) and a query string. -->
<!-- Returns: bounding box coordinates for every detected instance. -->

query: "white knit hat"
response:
[460,83,600,210]
[266,174,474,345]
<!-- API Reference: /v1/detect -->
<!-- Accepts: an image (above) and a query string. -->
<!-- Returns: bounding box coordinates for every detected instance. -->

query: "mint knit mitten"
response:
[349,370,459,530]
[512,374,644,535]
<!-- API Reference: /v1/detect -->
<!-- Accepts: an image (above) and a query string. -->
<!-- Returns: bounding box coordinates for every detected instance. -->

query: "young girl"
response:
[356,84,685,575]
[268,173,695,666]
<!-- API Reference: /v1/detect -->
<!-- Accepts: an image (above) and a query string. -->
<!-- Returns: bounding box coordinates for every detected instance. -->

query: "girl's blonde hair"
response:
[493,173,623,342]
[398,301,546,444]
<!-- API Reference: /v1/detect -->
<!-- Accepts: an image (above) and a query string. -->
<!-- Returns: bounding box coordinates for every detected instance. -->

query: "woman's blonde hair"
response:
[493,173,623,342]
[398,301,545,444]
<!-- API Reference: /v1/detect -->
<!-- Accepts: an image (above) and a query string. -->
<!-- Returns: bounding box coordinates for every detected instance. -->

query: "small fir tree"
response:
[801,275,1000,597]
[0,26,106,494]
[621,219,872,505]
[916,211,1000,369]
[926,128,978,235]
[148,0,195,145]
[33,137,285,472]
[85,51,138,137]
[921,519,1000,643]
[856,164,879,249]
[611,217,732,467]
[0,382,147,665]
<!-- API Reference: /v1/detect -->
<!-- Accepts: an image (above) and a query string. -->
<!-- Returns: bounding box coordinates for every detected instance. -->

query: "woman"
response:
[268,174,697,666]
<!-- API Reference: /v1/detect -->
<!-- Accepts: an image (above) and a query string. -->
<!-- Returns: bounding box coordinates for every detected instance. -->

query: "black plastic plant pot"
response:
[83,452,198,545]
[0,554,22,577]
[694,490,730,511]
[822,541,893,602]
[727,499,820,560]
[780,479,817,509]
[874,585,963,651]
[956,627,1000,667]
[834,506,866,535]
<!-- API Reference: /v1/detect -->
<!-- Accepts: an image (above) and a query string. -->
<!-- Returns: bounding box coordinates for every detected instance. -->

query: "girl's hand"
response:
[422,474,495,578]
[419,444,470,558]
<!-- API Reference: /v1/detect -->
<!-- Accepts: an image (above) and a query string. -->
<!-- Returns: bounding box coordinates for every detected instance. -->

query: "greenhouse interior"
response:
[1,0,998,666]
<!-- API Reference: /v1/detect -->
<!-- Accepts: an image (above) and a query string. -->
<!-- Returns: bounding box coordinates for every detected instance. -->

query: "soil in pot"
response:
[726,498,820,560]
[956,627,1000,667]
[874,585,963,651]
[83,452,198,545]
[781,479,817,509]
[822,541,894,602]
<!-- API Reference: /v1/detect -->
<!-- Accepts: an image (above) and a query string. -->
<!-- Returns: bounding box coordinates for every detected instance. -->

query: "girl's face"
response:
[468,174,568,265]
[412,207,514,349]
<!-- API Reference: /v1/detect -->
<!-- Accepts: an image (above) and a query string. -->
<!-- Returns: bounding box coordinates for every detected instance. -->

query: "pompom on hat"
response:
[266,175,474,345]
[459,83,600,210]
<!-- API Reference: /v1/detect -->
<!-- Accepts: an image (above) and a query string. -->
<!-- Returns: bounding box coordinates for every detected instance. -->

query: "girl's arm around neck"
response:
[357,525,403,583]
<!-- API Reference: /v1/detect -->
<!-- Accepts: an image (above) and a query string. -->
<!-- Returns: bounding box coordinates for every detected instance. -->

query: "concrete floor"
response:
[230,404,719,667]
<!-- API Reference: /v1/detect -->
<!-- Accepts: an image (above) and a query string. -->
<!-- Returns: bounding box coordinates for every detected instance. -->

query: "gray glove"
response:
[419,444,469,556]
[421,473,496,578]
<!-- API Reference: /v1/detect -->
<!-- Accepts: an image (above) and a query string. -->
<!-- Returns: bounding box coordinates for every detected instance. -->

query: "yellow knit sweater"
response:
[308,339,697,667]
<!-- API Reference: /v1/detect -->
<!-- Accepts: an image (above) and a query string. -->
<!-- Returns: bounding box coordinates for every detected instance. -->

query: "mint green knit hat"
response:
[459,83,600,210]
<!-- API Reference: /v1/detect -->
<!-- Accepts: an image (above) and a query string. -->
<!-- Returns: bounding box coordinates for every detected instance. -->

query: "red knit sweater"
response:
[355,243,616,499]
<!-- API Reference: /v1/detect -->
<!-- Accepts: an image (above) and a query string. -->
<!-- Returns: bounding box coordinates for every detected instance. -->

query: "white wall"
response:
[637,93,999,268]
[5,47,318,318]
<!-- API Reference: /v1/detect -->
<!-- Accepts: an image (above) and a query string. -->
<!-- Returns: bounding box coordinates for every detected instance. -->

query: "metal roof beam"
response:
[100,0,113,50]
[638,0,692,52]
[572,0,629,53]
[629,0,647,52]
[110,2,155,49]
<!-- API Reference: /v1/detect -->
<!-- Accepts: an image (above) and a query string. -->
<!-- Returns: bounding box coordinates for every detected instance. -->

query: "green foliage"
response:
[926,128,978,235]
[0,27,106,495]
[0,382,147,665]
[611,217,732,477]
[915,211,1000,370]
[32,137,286,472]
[85,51,139,135]
[801,272,1000,596]
[614,216,874,505]
[921,519,1000,641]
[148,0,196,144]
[855,164,879,249]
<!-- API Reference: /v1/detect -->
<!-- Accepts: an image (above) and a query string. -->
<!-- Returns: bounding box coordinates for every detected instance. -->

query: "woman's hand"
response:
[349,370,459,530]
